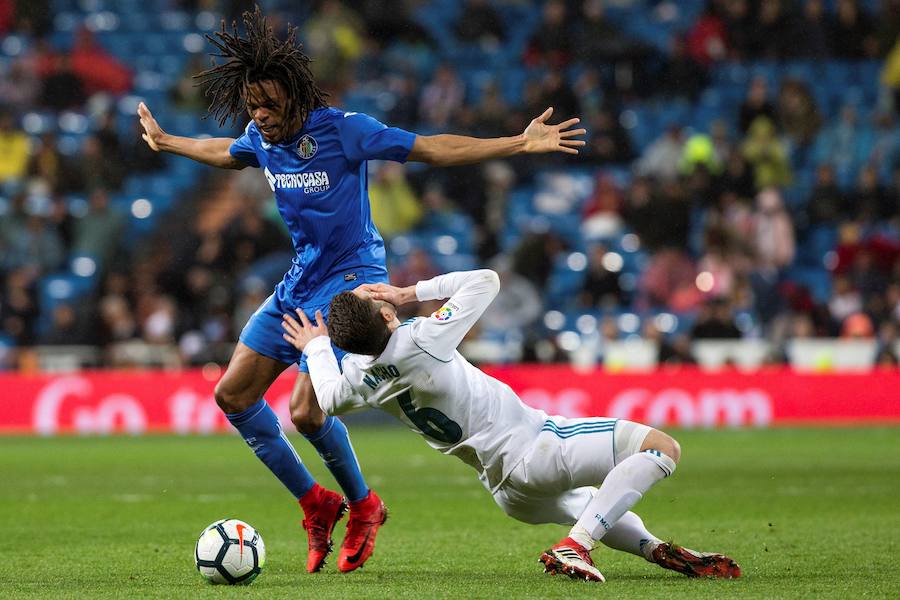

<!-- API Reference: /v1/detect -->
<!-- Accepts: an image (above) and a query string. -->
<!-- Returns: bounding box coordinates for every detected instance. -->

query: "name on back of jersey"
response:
[264,166,331,194]
[362,364,400,390]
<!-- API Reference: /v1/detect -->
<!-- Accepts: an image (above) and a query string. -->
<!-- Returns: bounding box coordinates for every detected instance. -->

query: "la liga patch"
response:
[433,305,453,321]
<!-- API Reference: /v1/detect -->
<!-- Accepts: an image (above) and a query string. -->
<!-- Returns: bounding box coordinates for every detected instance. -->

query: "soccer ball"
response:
[195,519,266,585]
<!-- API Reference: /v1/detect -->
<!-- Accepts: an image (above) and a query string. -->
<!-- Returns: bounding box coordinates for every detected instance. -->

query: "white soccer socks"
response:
[569,450,676,551]
[597,511,662,560]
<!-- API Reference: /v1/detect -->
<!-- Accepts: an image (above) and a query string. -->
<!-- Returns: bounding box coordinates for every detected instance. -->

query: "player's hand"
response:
[281,309,328,351]
[522,107,587,155]
[358,283,415,306]
[137,102,166,152]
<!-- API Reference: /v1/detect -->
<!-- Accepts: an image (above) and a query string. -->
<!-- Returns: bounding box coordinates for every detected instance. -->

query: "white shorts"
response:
[491,417,652,526]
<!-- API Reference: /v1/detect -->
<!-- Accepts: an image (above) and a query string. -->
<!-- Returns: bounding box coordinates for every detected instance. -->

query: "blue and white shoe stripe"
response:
[541,419,617,438]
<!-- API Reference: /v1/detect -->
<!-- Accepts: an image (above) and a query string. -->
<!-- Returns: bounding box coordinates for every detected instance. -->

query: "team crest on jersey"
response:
[296,134,318,159]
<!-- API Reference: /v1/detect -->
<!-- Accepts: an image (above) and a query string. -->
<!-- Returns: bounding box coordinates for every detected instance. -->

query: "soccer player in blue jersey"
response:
[137,7,585,573]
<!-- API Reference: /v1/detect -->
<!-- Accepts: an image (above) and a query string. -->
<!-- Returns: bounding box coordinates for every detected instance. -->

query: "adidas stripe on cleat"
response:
[539,537,605,583]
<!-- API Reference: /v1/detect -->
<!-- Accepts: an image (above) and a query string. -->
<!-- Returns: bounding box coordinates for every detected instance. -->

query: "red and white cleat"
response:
[299,484,347,573]
[650,542,741,578]
[337,490,388,573]
[539,537,605,582]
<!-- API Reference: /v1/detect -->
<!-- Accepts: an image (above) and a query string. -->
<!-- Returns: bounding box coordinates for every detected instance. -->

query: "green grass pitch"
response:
[2,427,898,599]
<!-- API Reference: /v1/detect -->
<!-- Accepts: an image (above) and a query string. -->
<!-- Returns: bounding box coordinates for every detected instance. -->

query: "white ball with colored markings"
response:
[195,519,265,585]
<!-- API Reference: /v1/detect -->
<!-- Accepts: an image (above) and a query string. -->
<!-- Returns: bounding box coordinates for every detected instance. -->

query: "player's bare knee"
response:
[290,400,326,434]
[214,380,249,414]
[641,429,681,464]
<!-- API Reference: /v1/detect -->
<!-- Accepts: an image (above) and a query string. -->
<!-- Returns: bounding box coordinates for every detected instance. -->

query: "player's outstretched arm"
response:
[407,107,586,167]
[138,102,247,170]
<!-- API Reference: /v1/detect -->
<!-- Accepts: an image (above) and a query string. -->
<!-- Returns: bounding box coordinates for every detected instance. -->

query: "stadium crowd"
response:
[1,0,899,369]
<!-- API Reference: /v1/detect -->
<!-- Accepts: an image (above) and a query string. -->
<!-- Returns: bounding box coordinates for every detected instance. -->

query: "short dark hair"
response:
[196,6,328,127]
[328,292,392,356]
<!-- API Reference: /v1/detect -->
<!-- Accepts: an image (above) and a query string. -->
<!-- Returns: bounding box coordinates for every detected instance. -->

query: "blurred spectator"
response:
[525,0,569,66]
[28,134,73,194]
[777,78,821,148]
[722,0,753,59]
[635,125,685,182]
[0,198,64,275]
[659,37,708,100]
[817,104,866,176]
[581,173,624,239]
[685,2,728,66]
[301,0,364,84]
[578,243,624,309]
[749,0,792,59]
[658,333,697,365]
[0,268,38,345]
[512,231,564,289]
[0,61,40,113]
[741,117,792,190]
[391,247,439,289]
[0,111,29,185]
[791,0,830,58]
[583,109,634,164]
[573,0,654,89]
[39,303,94,345]
[138,294,178,344]
[691,299,742,339]
[807,164,844,224]
[78,136,125,191]
[72,189,124,269]
[38,55,86,110]
[171,55,209,111]
[851,165,891,221]
[479,258,543,334]
[48,194,74,251]
[368,162,422,239]
[841,311,875,338]
[223,208,287,275]
[739,77,777,134]
[829,275,863,322]
[535,72,579,125]
[830,0,875,59]
[638,249,701,311]
[420,64,465,129]
[386,73,420,131]
[720,151,756,200]
[455,0,505,47]
[679,134,722,176]
[753,188,795,271]
[351,0,431,46]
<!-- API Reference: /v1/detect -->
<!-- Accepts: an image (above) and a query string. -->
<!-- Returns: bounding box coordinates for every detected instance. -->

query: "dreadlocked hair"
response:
[195,5,328,127]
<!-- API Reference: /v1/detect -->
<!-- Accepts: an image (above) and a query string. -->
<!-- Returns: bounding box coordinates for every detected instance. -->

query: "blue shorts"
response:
[239,268,388,372]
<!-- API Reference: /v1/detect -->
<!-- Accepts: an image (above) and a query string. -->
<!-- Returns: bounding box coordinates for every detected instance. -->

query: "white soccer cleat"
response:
[538,537,605,582]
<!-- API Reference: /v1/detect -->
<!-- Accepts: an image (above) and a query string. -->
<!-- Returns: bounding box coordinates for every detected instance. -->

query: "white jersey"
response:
[304,270,548,491]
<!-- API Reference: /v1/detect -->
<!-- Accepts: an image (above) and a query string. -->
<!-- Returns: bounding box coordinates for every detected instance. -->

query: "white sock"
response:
[599,511,662,560]
[569,451,676,549]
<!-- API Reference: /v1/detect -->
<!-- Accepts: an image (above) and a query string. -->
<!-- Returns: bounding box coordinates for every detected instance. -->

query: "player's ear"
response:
[379,305,394,324]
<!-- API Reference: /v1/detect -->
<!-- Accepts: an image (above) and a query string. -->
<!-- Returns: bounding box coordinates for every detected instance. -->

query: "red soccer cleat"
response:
[650,542,742,578]
[539,537,605,582]
[299,484,347,573]
[337,490,388,573]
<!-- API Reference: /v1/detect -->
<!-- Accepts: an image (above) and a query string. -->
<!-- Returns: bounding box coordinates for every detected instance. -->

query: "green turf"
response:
[1,427,898,599]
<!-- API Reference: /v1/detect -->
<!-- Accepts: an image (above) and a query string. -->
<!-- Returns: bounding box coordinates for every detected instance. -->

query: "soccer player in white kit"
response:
[281,269,741,582]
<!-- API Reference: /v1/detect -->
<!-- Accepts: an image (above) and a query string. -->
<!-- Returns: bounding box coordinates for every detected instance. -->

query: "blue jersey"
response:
[229,107,416,306]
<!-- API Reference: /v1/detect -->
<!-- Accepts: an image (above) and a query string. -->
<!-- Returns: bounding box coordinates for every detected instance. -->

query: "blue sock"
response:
[303,415,369,502]
[227,399,316,500]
